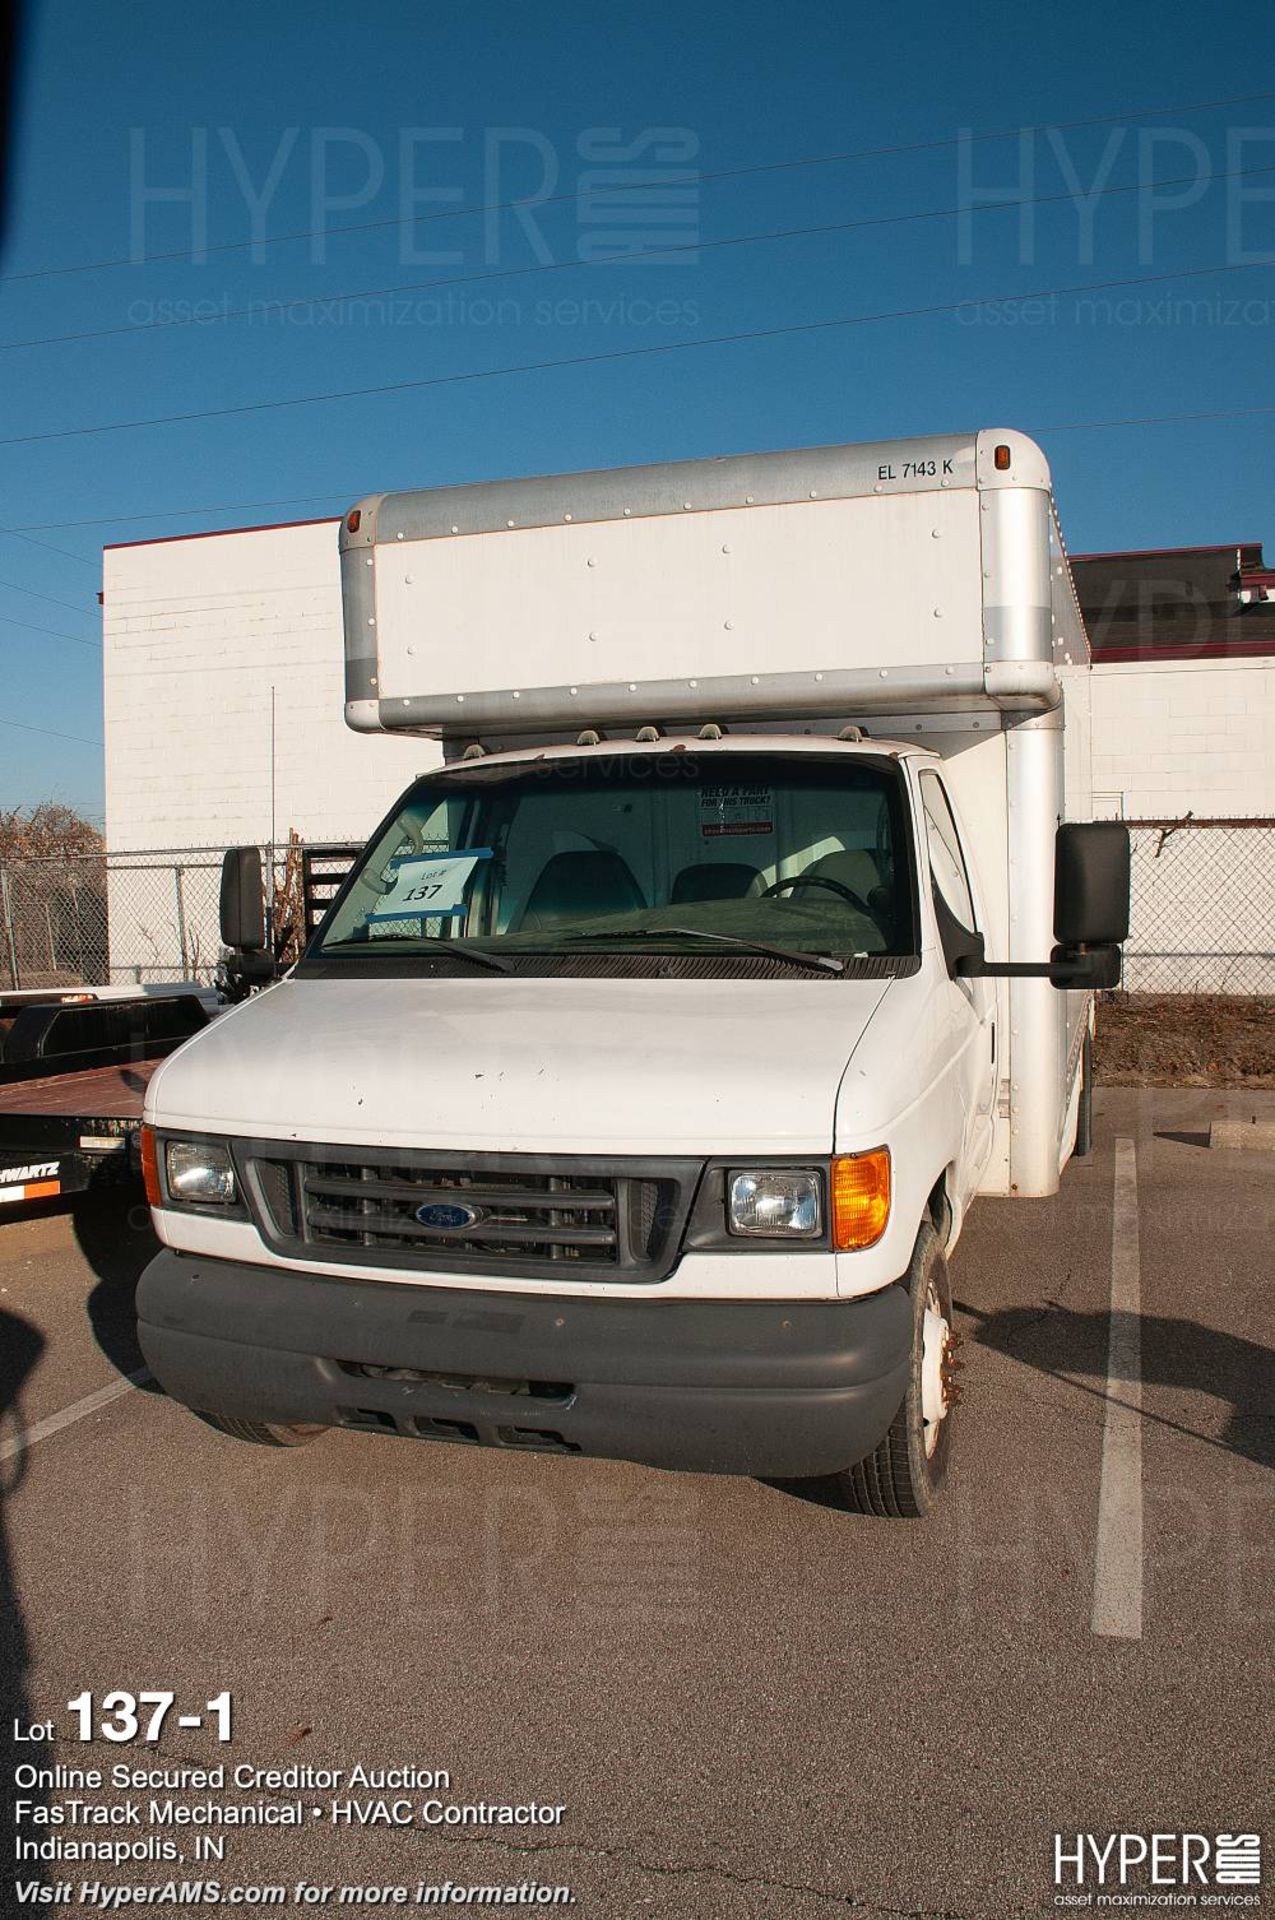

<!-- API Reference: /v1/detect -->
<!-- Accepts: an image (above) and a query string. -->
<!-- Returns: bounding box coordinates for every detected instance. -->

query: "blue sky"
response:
[1,0,1272,821]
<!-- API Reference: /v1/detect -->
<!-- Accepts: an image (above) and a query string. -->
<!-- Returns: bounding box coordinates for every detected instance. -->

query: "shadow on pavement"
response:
[1,1304,47,1889]
[74,1193,164,1393]
[966,1302,1275,1470]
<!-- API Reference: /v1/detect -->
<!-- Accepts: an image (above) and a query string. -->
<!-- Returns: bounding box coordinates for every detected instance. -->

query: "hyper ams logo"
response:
[1053,1831,1261,1904]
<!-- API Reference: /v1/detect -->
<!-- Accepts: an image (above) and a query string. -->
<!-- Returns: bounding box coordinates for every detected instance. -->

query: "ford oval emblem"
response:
[416,1200,484,1232]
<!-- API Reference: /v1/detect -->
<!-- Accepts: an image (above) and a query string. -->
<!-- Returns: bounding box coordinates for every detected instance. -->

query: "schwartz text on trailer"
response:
[136,428,1130,1518]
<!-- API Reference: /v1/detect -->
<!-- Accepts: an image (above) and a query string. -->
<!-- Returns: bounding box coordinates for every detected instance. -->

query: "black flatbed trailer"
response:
[0,993,210,1206]
[0,843,359,1211]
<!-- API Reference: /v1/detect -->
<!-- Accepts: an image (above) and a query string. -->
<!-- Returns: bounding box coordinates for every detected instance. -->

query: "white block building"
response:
[1072,541,1275,822]
[1090,655,1274,820]
[102,518,434,851]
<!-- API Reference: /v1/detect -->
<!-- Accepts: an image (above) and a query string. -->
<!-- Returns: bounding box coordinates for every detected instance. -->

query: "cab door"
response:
[917,768,997,1195]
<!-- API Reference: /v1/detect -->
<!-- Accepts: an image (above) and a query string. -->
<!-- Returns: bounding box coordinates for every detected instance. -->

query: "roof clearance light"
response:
[346,509,361,532]
[993,444,1012,472]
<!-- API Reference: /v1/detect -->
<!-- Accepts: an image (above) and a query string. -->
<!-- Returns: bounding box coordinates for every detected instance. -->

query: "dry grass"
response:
[1095,994,1275,1089]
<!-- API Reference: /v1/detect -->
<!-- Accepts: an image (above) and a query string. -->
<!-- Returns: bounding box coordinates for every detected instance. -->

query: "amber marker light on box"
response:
[140,1125,162,1209]
[831,1148,891,1250]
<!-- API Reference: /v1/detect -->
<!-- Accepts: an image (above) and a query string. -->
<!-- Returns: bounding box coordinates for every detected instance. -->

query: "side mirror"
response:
[220,846,266,952]
[954,823,1130,990]
[1054,822,1131,946]
[1049,942,1123,990]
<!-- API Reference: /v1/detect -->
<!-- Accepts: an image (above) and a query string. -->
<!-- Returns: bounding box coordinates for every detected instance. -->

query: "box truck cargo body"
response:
[137,430,1129,1516]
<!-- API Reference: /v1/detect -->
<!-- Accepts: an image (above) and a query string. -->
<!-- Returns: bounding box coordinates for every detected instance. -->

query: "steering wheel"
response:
[761,874,874,915]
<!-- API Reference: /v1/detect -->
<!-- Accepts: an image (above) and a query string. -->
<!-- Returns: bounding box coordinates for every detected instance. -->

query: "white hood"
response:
[146,973,893,1156]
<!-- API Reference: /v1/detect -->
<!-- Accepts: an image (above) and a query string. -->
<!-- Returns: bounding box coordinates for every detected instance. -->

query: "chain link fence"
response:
[1124,818,1274,993]
[1,849,111,990]
[0,845,301,991]
[1,820,1272,994]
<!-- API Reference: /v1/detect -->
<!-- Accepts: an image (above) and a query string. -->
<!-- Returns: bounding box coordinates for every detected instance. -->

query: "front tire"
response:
[194,1412,325,1447]
[837,1222,955,1518]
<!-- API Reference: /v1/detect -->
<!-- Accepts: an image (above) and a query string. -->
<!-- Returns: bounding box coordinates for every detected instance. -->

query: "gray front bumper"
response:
[138,1251,911,1478]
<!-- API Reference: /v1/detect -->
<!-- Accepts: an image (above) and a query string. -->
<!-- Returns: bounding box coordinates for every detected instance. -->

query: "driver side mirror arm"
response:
[935,886,1122,990]
[956,945,1122,990]
[934,822,1128,993]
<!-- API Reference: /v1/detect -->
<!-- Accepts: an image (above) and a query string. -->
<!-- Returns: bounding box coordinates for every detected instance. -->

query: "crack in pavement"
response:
[953,1267,1083,1357]
[136,1749,967,1915]
[993,1377,1107,1430]
[414,1823,966,1916]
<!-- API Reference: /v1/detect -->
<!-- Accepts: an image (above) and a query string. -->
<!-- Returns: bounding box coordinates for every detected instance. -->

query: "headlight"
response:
[164,1139,237,1206]
[728,1169,822,1238]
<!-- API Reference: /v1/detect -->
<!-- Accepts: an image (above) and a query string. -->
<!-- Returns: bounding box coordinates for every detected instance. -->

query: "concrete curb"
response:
[1209,1119,1275,1152]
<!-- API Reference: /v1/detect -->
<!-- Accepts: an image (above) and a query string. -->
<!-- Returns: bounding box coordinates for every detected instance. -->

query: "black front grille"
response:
[243,1147,699,1283]
[303,1162,623,1260]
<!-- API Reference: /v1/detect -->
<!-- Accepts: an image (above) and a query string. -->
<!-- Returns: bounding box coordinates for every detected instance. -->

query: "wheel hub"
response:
[920,1295,953,1457]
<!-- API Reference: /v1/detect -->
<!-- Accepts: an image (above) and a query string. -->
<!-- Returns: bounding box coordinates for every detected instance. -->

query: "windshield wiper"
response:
[561,927,846,975]
[322,939,514,975]
[427,943,515,974]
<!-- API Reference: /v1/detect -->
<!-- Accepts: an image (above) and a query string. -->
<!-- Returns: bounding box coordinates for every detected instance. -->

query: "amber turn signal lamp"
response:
[140,1125,162,1209]
[831,1149,891,1250]
[993,443,1012,471]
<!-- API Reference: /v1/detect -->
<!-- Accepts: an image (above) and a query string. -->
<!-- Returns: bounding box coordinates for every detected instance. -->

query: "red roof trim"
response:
[1070,542,1259,563]
[103,515,341,553]
[1093,638,1275,663]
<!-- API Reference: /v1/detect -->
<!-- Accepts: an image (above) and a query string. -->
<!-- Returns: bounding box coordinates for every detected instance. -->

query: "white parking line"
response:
[0,1368,151,1465]
[1092,1137,1143,1639]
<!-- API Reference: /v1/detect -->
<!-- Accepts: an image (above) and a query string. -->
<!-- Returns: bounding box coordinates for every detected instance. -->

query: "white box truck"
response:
[137,428,1129,1517]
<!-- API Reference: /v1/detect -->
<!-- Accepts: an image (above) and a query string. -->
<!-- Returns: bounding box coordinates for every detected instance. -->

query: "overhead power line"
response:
[2,614,101,649]
[0,401,1272,546]
[4,160,1272,357]
[1,528,104,569]
[0,575,95,615]
[3,85,1273,285]
[1040,401,1275,433]
[0,257,1269,452]
[5,493,350,531]
[0,715,103,747]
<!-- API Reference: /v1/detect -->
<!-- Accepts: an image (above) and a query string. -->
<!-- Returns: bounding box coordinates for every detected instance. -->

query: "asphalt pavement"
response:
[1,1085,1271,1919]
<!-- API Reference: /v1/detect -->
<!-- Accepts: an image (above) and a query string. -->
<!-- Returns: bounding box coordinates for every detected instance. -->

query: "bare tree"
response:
[0,804,107,988]
[0,802,104,862]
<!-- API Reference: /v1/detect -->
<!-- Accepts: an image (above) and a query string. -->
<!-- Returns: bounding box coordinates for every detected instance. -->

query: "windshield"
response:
[311,752,916,967]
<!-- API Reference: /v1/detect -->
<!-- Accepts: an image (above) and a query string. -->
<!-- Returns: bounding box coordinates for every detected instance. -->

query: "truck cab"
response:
[136,431,1129,1517]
